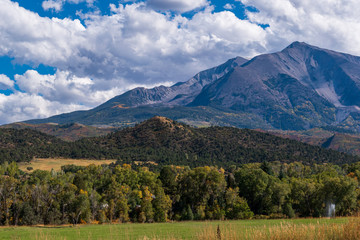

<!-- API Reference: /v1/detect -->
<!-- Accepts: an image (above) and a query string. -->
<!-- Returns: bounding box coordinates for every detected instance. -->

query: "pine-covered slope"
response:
[0,128,69,163]
[72,116,360,167]
[2,117,359,167]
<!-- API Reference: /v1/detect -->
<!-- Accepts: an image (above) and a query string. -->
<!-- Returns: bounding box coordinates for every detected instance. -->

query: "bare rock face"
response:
[25,42,360,132]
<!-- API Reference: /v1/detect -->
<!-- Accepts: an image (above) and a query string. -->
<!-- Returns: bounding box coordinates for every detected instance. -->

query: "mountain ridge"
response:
[24,42,360,132]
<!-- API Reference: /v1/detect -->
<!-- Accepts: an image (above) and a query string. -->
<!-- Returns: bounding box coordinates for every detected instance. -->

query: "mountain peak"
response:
[285,41,312,49]
[282,41,327,54]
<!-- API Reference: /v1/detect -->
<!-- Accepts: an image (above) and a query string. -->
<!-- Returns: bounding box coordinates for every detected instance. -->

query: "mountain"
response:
[2,116,359,167]
[1,122,116,141]
[92,56,248,108]
[25,56,256,128]
[25,42,360,132]
[190,42,360,130]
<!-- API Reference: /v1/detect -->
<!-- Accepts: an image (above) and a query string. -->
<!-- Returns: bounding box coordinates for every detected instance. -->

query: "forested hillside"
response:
[0,117,359,167]
[1,122,116,141]
[70,117,360,167]
[0,128,68,162]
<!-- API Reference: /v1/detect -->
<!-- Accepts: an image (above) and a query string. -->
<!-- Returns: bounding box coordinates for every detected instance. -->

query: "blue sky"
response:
[0,0,359,124]
[12,0,249,20]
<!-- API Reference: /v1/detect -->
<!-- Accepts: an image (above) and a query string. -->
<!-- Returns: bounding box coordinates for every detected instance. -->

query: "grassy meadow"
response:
[0,217,355,240]
[18,158,115,172]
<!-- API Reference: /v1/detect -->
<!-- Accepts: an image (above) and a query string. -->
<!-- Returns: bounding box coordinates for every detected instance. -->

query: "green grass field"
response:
[0,218,349,240]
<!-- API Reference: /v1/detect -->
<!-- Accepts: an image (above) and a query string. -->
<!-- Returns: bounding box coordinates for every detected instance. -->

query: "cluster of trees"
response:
[0,161,359,226]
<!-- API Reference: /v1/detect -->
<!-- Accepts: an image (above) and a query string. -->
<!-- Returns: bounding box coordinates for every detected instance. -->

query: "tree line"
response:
[0,160,359,226]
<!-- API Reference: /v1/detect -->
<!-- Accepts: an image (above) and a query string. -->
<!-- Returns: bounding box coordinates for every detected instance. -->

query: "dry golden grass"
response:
[196,217,360,240]
[18,158,115,172]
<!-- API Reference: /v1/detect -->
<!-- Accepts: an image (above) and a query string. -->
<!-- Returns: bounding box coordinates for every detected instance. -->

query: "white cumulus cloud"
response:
[147,0,209,12]
[224,3,235,10]
[0,1,267,85]
[42,0,95,11]
[240,0,360,53]
[0,0,86,67]
[0,92,86,124]
[42,0,63,12]
[0,74,14,90]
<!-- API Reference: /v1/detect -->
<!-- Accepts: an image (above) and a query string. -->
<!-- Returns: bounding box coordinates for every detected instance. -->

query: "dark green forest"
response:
[0,117,359,168]
[0,161,359,226]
